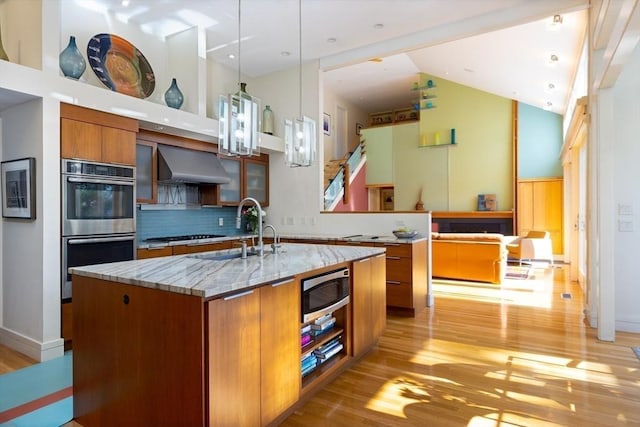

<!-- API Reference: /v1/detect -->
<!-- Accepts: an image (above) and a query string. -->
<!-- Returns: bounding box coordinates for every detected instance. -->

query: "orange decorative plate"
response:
[87,33,155,98]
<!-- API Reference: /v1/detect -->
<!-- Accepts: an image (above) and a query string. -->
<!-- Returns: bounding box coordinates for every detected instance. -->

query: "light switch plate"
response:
[618,204,633,215]
[618,220,634,232]
[218,218,224,226]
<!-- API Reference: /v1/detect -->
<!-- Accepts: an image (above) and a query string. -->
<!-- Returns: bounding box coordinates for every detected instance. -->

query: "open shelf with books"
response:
[300,305,351,390]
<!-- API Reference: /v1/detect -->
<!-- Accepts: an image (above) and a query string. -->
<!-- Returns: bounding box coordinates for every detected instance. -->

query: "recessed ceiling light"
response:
[281,51,291,57]
[327,37,336,43]
[121,0,130,6]
[227,53,235,59]
[373,23,384,30]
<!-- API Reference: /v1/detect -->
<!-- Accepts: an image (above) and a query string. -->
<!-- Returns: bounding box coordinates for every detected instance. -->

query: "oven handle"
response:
[67,235,136,245]
[66,176,134,186]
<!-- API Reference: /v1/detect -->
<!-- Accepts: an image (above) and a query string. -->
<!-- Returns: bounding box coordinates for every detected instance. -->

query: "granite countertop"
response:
[137,233,427,249]
[71,243,385,299]
[273,233,427,244]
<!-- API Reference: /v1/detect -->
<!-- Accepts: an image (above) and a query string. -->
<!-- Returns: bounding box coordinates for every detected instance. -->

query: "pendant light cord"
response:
[299,0,303,118]
[238,0,242,89]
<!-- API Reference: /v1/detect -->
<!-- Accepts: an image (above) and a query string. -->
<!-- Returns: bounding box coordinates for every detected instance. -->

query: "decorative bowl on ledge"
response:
[393,230,418,239]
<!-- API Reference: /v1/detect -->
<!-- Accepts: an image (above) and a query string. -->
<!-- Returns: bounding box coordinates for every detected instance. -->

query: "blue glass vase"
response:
[164,78,184,109]
[59,36,86,80]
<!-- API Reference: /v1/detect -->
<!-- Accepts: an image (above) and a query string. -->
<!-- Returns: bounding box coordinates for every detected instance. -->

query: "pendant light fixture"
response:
[218,0,260,157]
[284,0,317,167]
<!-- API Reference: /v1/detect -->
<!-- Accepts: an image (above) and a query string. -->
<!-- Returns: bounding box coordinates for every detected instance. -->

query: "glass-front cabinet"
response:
[244,158,268,204]
[218,157,242,204]
[217,154,269,206]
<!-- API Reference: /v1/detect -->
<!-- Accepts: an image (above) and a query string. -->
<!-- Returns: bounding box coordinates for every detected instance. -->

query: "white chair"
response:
[506,231,553,266]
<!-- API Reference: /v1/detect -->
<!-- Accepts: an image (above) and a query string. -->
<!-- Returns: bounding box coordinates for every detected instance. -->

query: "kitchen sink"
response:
[188,251,258,261]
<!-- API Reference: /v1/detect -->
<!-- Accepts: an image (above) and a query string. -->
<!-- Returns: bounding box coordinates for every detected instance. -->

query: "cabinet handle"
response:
[375,254,386,259]
[147,246,168,251]
[223,290,254,301]
[383,243,400,247]
[357,259,368,263]
[271,278,294,288]
[386,281,402,285]
[387,256,401,260]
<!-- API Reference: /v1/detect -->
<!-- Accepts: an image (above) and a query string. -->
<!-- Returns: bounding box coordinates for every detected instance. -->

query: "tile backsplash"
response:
[137,206,244,241]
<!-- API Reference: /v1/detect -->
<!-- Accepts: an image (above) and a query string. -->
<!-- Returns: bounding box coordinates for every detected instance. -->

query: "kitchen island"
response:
[70,243,386,427]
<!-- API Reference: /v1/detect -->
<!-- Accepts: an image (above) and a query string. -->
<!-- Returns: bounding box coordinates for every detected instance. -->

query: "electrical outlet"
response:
[286,216,294,225]
[218,218,224,226]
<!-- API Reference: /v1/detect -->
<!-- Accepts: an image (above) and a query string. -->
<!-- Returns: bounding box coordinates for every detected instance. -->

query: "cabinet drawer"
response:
[385,257,412,282]
[172,241,232,255]
[385,282,412,308]
[376,242,412,257]
[137,246,172,259]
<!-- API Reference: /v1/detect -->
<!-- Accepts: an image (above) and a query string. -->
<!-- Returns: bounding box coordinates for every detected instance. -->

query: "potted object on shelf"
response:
[262,105,274,135]
[164,78,184,109]
[59,35,86,79]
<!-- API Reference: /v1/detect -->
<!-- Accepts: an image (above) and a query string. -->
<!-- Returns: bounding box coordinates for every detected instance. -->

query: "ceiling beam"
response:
[592,0,640,89]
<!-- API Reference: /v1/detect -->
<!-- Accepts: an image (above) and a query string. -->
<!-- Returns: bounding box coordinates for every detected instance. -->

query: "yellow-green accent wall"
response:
[398,73,513,211]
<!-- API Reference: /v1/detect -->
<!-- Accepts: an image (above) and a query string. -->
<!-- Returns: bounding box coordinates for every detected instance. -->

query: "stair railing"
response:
[324,140,366,210]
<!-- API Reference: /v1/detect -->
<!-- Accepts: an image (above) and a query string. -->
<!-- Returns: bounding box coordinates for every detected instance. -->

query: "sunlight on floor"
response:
[433,266,555,308]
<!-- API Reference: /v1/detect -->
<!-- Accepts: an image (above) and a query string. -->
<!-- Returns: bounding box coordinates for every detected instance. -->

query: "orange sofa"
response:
[431,233,507,284]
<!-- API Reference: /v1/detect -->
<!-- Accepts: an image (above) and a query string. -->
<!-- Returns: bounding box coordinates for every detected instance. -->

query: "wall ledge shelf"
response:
[419,142,457,148]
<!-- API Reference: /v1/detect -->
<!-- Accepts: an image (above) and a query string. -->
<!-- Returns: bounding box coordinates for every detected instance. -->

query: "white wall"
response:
[0,99,63,361]
[612,43,640,333]
[323,88,369,162]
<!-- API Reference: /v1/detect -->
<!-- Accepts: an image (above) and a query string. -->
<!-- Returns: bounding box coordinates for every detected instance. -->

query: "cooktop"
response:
[145,234,227,242]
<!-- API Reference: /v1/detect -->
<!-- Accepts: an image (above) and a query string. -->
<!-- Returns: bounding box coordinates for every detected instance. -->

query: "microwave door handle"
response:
[67,177,134,186]
[67,235,136,245]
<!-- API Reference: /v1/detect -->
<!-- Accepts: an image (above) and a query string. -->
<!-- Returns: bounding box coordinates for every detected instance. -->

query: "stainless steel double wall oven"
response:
[61,159,136,301]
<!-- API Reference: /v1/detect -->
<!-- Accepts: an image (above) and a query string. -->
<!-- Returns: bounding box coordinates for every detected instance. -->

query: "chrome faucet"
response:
[263,224,280,254]
[236,197,264,257]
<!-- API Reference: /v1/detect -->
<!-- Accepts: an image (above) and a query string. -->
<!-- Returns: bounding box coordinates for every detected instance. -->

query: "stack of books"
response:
[301,351,317,376]
[310,313,336,337]
[301,324,313,347]
[313,336,343,363]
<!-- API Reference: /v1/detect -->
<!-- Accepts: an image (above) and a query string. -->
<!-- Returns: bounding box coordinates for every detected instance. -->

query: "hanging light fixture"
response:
[218,0,260,157]
[284,0,316,167]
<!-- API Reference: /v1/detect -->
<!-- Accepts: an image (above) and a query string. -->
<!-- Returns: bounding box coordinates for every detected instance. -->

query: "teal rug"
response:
[0,352,72,426]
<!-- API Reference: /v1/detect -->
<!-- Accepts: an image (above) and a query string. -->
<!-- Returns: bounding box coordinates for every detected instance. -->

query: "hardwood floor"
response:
[5,265,640,426]
[282,266,640,426]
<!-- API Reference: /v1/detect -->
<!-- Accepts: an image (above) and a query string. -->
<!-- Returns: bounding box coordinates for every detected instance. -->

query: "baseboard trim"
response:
[615,319,640,333]
[0,327,64,362]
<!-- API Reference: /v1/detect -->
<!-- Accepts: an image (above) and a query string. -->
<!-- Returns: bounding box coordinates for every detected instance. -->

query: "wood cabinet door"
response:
[102,127,136,165]
[207,289,261,427]
[352,257,373,357]
[260,278,300,426]
[73,276,204,427]
[61,118,102,161]
[370,253,387,341]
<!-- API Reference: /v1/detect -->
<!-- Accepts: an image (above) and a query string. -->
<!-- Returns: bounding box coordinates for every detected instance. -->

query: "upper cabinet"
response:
[216,154,270,207]
[60,104,138,166]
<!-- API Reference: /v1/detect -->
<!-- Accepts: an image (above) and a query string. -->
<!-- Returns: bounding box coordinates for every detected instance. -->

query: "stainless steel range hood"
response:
[157,144,231,184]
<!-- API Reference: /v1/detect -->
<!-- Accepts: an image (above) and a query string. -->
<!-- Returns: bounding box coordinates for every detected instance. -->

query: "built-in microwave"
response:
[301,267,350,323]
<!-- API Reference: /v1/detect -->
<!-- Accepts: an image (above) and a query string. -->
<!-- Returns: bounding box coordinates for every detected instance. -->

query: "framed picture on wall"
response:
[1,157,36,220]
[323,113,331,135]
[356,123,363,135]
